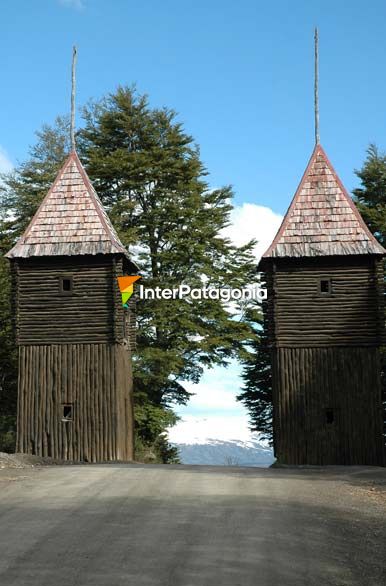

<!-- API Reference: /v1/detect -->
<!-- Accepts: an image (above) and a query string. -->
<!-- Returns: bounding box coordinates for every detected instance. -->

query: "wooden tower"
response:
[259,143,386,465]
[5,150,138,462]
[259,30,385,466]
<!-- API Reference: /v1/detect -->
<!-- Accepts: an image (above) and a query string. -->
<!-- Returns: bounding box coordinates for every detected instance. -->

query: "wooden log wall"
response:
[11,254,137,462]
[112,257,124,343]
[17,342,134,462]
[16,256,116,345]
[267,256,383,347]
[272,347,385,465]
[262,255,385,465]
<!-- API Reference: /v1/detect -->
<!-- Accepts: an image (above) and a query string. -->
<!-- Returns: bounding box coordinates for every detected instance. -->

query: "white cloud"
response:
[183,382,239,411]
[222,203,283,260]
[0,147,13,173]
[59,0,84,10]
[176,361,244,413]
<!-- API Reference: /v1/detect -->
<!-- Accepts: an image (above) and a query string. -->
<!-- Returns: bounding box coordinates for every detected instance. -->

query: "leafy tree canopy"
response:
[237,294,273,445]
[353,143,386,246]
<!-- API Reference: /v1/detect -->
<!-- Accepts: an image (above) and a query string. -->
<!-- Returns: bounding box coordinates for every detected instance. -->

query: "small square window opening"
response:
[62,279,72,291]
[62,404,73,422]
[59,276,73,294]
[319,279,331,295]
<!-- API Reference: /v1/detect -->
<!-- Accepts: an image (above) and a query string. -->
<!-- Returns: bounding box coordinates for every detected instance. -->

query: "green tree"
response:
[78,87,257,456]
[0,87,257,461]
[0,255,17,452]
[237,292,273,445]
[2,116,71,239]
[353,143,386,436]
[353,143,386,244]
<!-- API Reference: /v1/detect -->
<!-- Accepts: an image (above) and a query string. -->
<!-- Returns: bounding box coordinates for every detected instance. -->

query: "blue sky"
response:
[2,0,386,442]
[2,1,386,209]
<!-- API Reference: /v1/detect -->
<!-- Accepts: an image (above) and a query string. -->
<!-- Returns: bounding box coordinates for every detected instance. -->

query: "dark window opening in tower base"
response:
[325,408,334,424]
[62,404,73,422]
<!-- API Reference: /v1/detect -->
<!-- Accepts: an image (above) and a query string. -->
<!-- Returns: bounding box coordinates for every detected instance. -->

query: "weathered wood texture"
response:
[16,343,134,462]
[265,256,384,347]
[15,256,132,346]
[264,255,385,466]
[12,254,136,462]
[272,347,385,465]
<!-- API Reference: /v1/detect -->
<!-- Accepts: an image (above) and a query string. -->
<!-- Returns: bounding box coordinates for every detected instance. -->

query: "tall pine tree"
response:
[353,144,386,244]
[237,284,273,445]
[78,87,257,458]
[353,143,386,437]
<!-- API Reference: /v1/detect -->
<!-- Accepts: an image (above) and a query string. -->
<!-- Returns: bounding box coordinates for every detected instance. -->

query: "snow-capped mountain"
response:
[170,435,275,467]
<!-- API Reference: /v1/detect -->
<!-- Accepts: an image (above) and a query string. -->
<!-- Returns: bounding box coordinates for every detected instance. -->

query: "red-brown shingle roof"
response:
[262,144,385,258]
[6,151,130,259]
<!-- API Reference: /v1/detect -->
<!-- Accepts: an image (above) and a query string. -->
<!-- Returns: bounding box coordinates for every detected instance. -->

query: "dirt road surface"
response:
[0,464,385,586]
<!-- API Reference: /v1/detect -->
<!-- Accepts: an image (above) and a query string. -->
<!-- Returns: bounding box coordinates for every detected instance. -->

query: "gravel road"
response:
[0,464,385,586]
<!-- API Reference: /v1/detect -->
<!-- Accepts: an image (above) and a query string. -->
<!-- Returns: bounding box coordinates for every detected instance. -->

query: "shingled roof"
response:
[262,143,385,259]
[6,151,130,259]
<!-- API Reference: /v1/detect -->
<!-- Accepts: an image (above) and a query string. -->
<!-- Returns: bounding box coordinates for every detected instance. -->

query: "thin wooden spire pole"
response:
[70,46,77,151]
[314,28,320,145]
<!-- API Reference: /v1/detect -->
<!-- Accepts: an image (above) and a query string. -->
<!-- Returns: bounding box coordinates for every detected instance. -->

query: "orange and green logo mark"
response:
[117,276,141,308]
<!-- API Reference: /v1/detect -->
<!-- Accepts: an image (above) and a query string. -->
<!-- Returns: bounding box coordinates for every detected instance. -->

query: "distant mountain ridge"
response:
[171,436,275,467]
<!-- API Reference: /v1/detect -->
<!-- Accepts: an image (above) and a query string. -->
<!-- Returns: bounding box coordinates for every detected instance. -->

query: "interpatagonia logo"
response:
[117,276,142,308]
[117,276,267,306]
[138,284,267,301]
